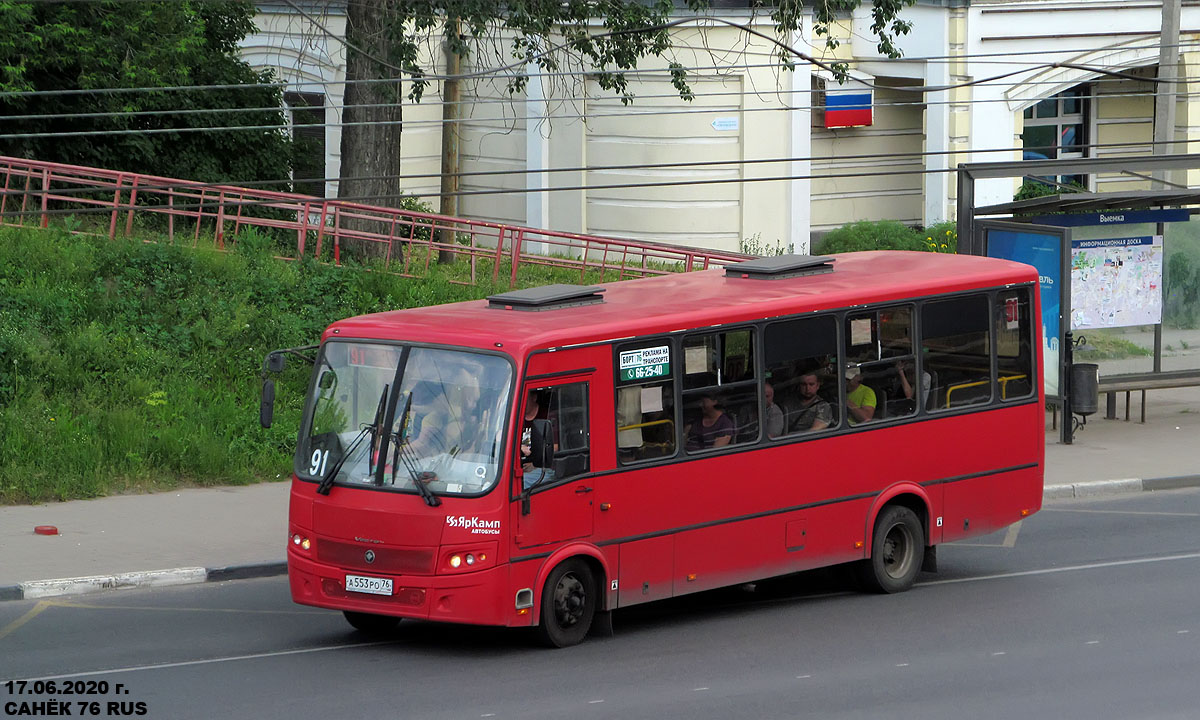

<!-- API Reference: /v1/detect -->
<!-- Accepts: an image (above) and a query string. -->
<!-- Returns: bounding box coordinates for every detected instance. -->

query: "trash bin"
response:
[1070,362,1099,416]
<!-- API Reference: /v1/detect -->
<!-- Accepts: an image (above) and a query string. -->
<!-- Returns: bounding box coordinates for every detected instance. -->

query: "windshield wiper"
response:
[316,384,388,496]
[387,394,441,506]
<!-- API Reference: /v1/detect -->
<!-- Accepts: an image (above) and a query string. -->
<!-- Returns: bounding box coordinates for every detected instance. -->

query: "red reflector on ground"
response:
[34,525,59,535]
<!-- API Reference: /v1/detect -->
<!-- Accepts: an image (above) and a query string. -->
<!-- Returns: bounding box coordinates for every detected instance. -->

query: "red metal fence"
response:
[0,156,749,287]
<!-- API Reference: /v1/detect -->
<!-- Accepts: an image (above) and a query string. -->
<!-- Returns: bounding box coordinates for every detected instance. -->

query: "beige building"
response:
[241,1,1200,254]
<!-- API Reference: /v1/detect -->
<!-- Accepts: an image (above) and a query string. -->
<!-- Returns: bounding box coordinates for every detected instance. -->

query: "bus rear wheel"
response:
[343,611,401,635]
[536,559,596,648]
[856,505,923,594]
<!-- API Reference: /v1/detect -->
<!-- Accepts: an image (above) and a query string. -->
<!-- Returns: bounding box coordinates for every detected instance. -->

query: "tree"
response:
[336,0,915,209]
[0,0,294,188]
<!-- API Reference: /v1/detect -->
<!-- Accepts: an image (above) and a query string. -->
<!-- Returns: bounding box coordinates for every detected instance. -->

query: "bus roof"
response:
[325,251,1037,355]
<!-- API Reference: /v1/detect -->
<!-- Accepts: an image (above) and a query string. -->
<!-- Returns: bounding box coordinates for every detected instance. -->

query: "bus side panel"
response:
[936,403,1044,543]
[617,535,675,607]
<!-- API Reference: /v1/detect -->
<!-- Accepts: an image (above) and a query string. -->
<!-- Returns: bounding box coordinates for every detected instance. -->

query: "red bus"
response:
[261,251,1043,647]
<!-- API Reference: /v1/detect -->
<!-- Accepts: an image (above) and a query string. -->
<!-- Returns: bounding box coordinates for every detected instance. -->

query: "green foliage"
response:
[1073,332,1153,360]
[0,1,294,188]
[814,220,925,254]
[1166,247,1200,329]
[921,221,957,253]
[0,223,659,503]
[1014,179,1087,203]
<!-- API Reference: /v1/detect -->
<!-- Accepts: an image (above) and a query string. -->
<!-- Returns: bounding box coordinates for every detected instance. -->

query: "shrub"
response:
[814,220,925,254]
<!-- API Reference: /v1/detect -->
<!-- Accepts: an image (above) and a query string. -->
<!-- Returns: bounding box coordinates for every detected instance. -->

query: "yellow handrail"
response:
[617,419,675,432]
[944,374,1030,406]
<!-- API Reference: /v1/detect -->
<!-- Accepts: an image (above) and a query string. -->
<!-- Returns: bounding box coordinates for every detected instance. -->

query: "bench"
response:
[1098,370,1200,422]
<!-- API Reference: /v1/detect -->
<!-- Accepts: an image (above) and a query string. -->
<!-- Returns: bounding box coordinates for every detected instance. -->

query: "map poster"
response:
[1070,235,1163,330]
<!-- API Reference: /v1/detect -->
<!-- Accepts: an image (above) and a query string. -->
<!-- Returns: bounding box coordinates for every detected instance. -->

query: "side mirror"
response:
[260,378,276,428]
[529,419,554,469]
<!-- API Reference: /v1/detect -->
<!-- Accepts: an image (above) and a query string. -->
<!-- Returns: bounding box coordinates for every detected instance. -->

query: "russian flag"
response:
[824,90,873,128]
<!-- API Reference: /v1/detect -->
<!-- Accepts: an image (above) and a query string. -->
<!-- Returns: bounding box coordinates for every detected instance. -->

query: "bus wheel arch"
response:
[857,490,928,594]
[536,557,598,647]
[532,547,609,647]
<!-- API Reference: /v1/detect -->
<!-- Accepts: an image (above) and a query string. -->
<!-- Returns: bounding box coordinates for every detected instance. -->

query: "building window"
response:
[1021,85,1088,188]
[284,91,326,198]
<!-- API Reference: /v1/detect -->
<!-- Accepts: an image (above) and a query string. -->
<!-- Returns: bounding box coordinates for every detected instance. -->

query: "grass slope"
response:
[0,225,602,504]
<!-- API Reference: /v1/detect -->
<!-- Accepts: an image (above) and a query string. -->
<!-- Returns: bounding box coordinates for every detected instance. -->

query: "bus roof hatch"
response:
[487,284,606,311]
[725,254,836,280]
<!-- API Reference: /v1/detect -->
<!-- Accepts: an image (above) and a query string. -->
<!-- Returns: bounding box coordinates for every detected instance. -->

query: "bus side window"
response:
[996,288,1035,401]
[616,342,677,464]
[521,383,590,487]
[764,315,839,436]
[682,328,759,451]
[923,294,992,410]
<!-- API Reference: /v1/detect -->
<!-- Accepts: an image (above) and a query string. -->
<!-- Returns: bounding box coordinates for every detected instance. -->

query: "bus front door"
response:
[514,381,594,549]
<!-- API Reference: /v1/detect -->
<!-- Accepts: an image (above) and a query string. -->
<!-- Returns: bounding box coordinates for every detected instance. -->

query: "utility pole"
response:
[437,20,462,264]
[1153,0,1181,188]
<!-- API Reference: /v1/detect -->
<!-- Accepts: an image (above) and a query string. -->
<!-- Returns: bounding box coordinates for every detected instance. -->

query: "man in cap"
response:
[845,366,876,425]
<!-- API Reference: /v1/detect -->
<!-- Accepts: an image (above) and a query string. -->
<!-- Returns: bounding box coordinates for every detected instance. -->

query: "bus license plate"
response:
[345,574,393,596]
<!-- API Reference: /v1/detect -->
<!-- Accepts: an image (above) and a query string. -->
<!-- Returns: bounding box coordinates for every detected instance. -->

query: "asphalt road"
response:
[2,488,1198,720]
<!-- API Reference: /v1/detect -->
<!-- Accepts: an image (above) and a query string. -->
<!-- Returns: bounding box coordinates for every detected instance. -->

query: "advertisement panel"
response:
[984,226,1067,399]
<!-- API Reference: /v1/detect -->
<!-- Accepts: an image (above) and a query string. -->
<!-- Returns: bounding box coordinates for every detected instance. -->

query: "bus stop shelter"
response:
[955,154,1200,443]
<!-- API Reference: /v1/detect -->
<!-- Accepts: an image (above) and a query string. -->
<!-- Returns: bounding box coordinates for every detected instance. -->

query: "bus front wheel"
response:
[856,505,923,594]
[343,610,401,635]
[536,559,596,648]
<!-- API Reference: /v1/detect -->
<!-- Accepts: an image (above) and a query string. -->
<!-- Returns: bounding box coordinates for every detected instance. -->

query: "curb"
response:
[1044,473,1200,500]
[0,561,286,603]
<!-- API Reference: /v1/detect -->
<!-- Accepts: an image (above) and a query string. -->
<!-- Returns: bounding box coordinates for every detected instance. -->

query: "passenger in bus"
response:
[789,372,833,433]
[764,381,785,439]
[891,358,931,415]
[845,366,877,425]
[521,389,557,488]
[685,394,734,450]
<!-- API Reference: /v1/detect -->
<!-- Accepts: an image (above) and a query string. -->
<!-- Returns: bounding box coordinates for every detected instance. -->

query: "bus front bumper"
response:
[288,551,523,627]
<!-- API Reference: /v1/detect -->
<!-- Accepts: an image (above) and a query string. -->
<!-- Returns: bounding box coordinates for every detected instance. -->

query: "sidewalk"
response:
[3,387,1199,600]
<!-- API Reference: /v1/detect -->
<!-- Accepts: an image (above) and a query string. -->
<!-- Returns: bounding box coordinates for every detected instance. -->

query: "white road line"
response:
[588,700,605,704]
[992,652,1006,656]
[1001,522,1022,548]
[921,551,1200,586]
[1179,630,1191,635]
[693,687,709,691]
[896,663,909,667]
[1086,641,1101,645]
[1,640,396,683]
[796,675,812,679]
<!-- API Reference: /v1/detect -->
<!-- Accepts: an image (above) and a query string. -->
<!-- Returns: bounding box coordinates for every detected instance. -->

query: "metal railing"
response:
[0,156,750,287]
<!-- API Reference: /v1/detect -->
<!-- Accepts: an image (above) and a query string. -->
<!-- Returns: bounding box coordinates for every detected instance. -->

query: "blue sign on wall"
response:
[986,228,1064,398]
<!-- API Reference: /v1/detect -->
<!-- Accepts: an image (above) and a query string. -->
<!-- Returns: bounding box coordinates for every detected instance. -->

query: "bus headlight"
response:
[440,544,496,573]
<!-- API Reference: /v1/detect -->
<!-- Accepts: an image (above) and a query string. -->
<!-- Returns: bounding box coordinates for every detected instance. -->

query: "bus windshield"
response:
[298,342,513,496]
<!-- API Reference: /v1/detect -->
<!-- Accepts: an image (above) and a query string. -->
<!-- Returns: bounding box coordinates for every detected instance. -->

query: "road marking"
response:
[992,652,1006,656]
[1086,640,1101,645]
[1179,630,1190,635]
[588,700,605,704]
[0,601,51,642]
[896,663,909,667]
[693,687,709,691]
[0,640,397,683]
[1042,508,1200,517]
[921,550,1200,586]
[796,675,812,679]
[47,599,318,615]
